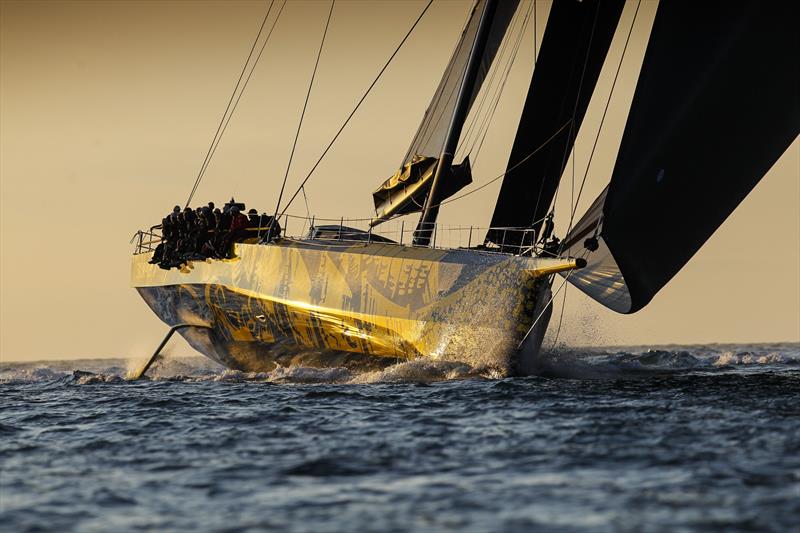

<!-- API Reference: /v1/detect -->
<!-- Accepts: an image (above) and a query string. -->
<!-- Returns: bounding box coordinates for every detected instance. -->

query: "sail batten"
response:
[563,0,800,313]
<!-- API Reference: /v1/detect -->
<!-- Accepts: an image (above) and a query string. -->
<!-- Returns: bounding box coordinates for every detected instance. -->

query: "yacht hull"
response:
[132,241,559,375]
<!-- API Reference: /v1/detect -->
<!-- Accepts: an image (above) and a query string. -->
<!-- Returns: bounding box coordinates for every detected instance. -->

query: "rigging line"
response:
[435,118,571,208]
[459,1,527,154]
[402,2,473,166]
[571,116,576,224]
[550,0,602,216]
[547,113,575,218]
[416,2,488,163]
[185,1,274,207]
[414,1,486,161]
[516,269,574,350]
[416,69,462,157]
[190,0,286,202]
[468,28,523,164]
[461,0,531,158]
[412,36,466,160]
[562,0,641,245]
[272,0,335,223]
[408,45,459,162]
[463,5,531,161]
[533,0,537,66]
[300,185,311,220]
[526,0,569,228]
[277,0,435,218]
[467,0,532,165]
[550,281,568,349]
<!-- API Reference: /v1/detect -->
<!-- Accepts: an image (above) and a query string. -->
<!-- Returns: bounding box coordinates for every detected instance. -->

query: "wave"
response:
[530,345,799,380]
[1,343,797,384]
[711,350,799,367]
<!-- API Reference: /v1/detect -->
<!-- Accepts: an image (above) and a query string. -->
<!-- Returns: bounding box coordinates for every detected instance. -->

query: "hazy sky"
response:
[1,0,798,362]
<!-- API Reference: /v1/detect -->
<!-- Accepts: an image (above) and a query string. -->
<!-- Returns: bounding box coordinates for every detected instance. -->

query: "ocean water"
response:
[1,343,798,532]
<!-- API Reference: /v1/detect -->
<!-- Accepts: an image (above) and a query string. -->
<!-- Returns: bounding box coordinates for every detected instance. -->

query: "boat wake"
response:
[1,343,797,385]
[533,344,800,380]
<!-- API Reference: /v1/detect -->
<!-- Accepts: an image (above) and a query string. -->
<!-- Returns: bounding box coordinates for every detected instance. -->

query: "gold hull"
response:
[131,241,568,374]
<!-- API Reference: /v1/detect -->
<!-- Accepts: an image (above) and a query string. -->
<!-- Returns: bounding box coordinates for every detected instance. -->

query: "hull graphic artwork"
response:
[132,242,575,373]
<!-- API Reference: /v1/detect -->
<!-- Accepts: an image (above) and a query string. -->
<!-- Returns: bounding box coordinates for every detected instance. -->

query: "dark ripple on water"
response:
[1,343,799,532]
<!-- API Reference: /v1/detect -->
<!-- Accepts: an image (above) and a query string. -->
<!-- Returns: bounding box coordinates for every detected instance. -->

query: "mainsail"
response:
[401,0,519,166]
[371,156,472,224]
[562,0,800,313]
[371,0,519,226]
[486,0,624,250]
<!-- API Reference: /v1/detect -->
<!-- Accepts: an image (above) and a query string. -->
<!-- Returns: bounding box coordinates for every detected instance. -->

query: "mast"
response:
[413,0,500,246]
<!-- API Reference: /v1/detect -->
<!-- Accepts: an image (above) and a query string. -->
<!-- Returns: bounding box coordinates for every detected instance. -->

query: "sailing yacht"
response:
[130,0,798,377]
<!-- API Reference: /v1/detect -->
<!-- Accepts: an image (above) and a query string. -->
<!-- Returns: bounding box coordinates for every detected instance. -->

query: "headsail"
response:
[486,0,624,250]
[562,0,800,314]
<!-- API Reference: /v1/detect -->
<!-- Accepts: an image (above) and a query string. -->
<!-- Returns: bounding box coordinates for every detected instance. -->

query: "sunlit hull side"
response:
[131,241,560,375]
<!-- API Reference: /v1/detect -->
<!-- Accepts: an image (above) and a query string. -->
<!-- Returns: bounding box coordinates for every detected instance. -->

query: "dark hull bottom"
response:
[137,285,403,373]
[137,280,553,375]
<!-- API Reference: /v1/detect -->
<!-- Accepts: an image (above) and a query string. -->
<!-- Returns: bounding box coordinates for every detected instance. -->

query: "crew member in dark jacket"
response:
[230,206,249,237]
[247,209,260,230]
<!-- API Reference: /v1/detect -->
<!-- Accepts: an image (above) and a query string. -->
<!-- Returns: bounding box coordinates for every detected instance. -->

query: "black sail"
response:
[486,0,624,249]
[563,0,800,313]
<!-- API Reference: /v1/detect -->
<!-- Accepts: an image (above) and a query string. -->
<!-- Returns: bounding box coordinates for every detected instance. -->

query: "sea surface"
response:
[1,343,799,532]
